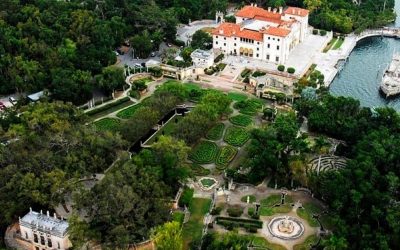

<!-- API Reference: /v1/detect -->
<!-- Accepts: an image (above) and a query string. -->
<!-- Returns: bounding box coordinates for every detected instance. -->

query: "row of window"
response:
[32,233,61,249]
[215,41,279,51]
[267,37,280,42]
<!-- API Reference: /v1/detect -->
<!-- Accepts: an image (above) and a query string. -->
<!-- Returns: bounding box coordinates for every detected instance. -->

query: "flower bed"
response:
[93,118,120,132]
[189,140,219,164]
[206,123,225,140]
[191,163,211,176]
[215,216,263,229]
[224,127,250,147]
[215,145,238,168]
[229,114,253,127]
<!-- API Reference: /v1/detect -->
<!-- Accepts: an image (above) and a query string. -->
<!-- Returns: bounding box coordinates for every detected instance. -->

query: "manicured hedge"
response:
[189,140,219,164]
[240,68,252,78]
[215,216,263,229]
[287,67,295,74]
[86,97,130,116]
[206,123,225,140]
[214,54,224,63]
[312,29,318,35]
[252,71,266,77]
[229,114,253,127]
[215,145,238,168]
[224,126,250,147]
[320,29,327,36]
[227,205,244,217]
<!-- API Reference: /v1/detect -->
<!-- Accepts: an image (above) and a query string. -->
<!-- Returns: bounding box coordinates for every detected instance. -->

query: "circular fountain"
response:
[267,216,305,240]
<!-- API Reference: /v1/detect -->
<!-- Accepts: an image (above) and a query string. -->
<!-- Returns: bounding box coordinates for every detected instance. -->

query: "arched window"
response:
[40,236,45,245]
[25,232,28,239]
[48,239,52,248]
[33,234,38,243]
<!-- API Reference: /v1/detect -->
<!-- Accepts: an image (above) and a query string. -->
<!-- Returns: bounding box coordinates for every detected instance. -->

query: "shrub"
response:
[206,123,225,140]
[214,54,224,63]
[251,214,260,220]
[94,118,120,132]
[248,207,255,217]
[320,30,327,36]
[190,163,211,176]
[312,29,318,35]
[227,205,244,217]
[215,146,238,168]
[240,68,252,78]
[211,206,223,215]
[116,104,143,119]
[252,71,266,77]
[149,66,162,77]
[224,126,250,147]
[178,187,194,207]
[174,39,186,47]
[287,67,295,74]
[229,114,253,127]
[129,90,140,99]
[216,63,227,71]
[277,65,285,72]
[189,140,219,164]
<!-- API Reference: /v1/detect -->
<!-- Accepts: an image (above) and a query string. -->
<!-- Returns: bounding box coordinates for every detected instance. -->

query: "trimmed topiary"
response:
[229,114,253,127]
[189,140,219,164]
[287,67,295,74]
[312,29,318,35]
[224,126,250,147]
[215,145,238,168]
[320,30,327,36]
[277,65,285,72]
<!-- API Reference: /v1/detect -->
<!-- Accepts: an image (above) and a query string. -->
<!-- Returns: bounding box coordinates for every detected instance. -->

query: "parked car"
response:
[134,63,142,68]
[150,52,156,57]
[9,97,16,104]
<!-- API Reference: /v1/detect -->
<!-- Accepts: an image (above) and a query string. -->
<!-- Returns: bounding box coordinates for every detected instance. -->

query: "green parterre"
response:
[224,126,250,147]
[189,140,219,164]
[229,114,253,127]
[215,146,238,169]
[206,123,225,140]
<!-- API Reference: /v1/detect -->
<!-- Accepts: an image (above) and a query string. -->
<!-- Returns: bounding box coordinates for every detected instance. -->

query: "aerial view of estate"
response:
[0,0,400,250]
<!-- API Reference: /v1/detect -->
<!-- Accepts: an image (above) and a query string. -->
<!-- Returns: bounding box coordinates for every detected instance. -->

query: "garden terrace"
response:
[182,198,211,249]
[116,103,143,119]
[94,118,120,132]
[189,140,219,164]
[224,126,250,147]
[296,202,323,227]
[259,194,294,216]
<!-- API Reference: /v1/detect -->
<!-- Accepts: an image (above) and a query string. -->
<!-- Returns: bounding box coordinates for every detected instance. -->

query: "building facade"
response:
[212,4,309,64]
[191,49,215,68]
[19,209,71,250]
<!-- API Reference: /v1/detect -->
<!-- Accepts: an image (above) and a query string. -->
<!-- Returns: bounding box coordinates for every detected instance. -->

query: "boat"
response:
[380,53,400,98]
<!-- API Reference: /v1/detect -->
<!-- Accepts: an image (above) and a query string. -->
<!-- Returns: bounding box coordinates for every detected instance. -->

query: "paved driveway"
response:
[177,20,218,44]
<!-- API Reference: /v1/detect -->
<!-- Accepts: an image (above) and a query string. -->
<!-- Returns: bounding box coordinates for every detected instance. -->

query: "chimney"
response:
[273,8,277,13]
[268,7,271,12]
[279,7,283,14]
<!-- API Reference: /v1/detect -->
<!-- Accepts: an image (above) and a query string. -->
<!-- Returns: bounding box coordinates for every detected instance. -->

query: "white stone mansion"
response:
[212,4,309,64]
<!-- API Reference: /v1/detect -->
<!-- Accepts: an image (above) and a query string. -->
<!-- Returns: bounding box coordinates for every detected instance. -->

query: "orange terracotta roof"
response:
[284,7,309,17]
[212,23,264,41]
[236,5,282,20]
[262,27,291,37]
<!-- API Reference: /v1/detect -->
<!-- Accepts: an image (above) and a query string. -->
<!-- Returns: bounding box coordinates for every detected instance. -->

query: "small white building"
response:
[190,49,215,68]
[212,4,309,64]
[19,209,71,250]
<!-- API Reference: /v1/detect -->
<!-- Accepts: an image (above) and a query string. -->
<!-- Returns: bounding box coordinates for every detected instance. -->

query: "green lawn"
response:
[297,202,323,227]
[333,37,345,50]
[116,103,143,119]
[200,178,216,188]
[293,235,319,250]
[93,118,120,132]
[183,198,211,249]
[184,82,202,91]
[259,194,294,216]
[228,92,248,102]
[323,37,338,52]
[241,195,256,203]
[252,237,287,250]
